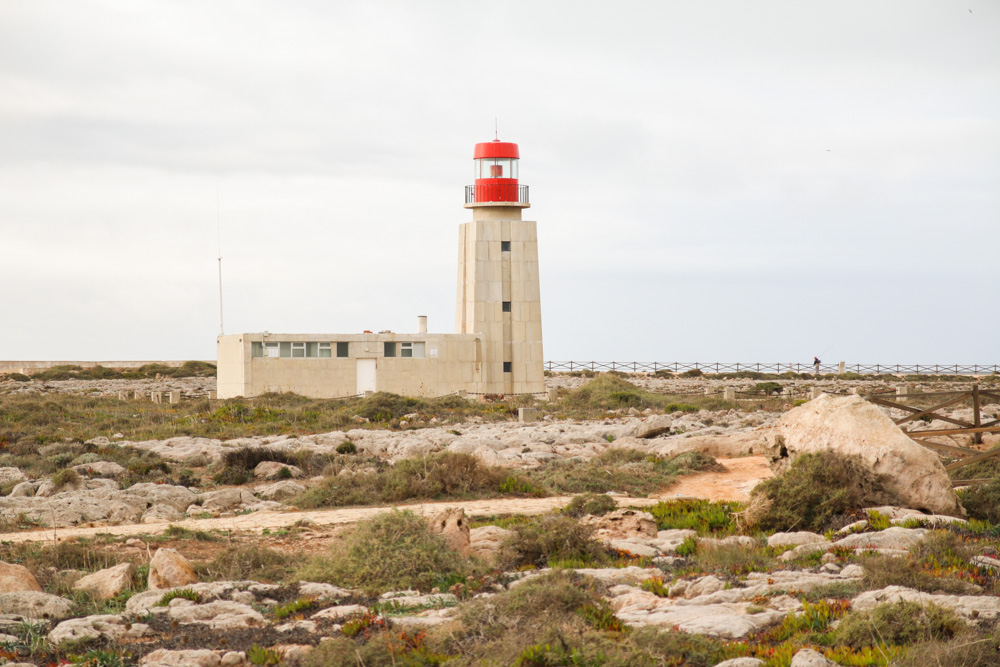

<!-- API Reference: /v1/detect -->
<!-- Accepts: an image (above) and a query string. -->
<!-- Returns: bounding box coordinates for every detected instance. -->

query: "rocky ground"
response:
[0,376,999,666]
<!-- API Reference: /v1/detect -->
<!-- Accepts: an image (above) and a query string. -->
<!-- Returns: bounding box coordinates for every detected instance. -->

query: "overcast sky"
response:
[1,0,997,364]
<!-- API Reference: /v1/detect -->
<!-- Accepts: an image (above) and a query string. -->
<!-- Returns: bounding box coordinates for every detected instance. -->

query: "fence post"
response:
[723,387,736,401]
[838,361,845,375]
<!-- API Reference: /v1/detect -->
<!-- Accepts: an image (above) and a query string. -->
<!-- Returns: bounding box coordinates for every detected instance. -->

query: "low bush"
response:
[685,542,778,576]
[500,514,610,569]
[292,452,536,508]
[834,600,966,648]
[958,478,1000,524]
[297,509,472,593]
[524,449,720,497]
[860,553,980,595]
[50,468,80,492]
[563,493,618,518]
[221,446,299,472]
[892,634,1000,666]
[742,452,898,532]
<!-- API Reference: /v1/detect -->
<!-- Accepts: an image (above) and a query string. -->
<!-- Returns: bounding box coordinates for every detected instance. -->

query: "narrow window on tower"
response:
[503,362,512,373]
[502,301,511,313]
[501,241,510,252]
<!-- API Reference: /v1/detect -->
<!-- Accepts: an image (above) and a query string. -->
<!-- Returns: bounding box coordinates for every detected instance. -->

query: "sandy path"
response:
[0,457,773,544]
[657,456,772,502]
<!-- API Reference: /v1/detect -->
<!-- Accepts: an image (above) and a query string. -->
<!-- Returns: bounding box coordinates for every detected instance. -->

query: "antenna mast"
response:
[216,179,224,336]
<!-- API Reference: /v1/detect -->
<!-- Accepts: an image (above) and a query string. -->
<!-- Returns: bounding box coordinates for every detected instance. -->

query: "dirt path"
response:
[0,458,773,545]
[657,456,772,502]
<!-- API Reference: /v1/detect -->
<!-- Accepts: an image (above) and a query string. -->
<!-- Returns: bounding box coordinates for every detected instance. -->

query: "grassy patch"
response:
[195,544,298,583]
[958,478,1000,523]
[643,499,741,535]
[563,493,618,518]
[834,601,966,649]
[553,375,737,416]
[499,514,612,569]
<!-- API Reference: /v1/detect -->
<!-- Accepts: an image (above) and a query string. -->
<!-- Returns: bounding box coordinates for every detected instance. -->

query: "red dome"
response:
[474,140,519,159]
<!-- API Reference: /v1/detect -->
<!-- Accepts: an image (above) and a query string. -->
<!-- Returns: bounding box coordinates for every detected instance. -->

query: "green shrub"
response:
[297,509,471,593]
[222,446,298,472]
[752,382,782,396]
[563,493,618,518]
[335,441,357,454]
[958,478,1000,524]
[273,597,314,620]
[500,514,609,569]
[743,452,897,532]
[212,467,250,486]
[50,468,80,492]
[834,601,966,648]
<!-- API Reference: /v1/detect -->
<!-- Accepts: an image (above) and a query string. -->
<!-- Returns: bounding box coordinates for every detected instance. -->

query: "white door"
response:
[356,359,376,394]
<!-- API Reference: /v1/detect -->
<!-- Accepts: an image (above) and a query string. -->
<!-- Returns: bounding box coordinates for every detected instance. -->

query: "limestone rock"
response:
[167,600,265,629]
[428,508,470,554]
[48,614,149,644]
[310,604,369,621]
[790,649,838,667]
[0,562,42,593]
[141,649,222,667]
[714,659,765,667]
[851,585,1000,622]
[201,488,257,511]
[8,481,36,497]
[256,480,306,501]
[0,591,73,619]
[761,394,964,516]
[700,536,756,549]
[73,461,127,477]
[142,504,184,523]
[610,539,660,557]
[148,548,198,590]
[581,509,658,540]
[630,415,673,439]
[123,484,199,513]
[469,525,515,563]
[833,527,927,551]
[297,582,356,599]
[767,532,827,548]
[0,468,27,486]
[253,461,304,479]
[73,562,135,600]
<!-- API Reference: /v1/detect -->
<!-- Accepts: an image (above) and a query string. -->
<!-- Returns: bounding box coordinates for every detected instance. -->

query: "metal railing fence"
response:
[543,362,1000,375]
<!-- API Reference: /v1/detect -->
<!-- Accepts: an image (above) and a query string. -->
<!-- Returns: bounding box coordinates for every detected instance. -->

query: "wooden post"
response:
[973,384,982,445]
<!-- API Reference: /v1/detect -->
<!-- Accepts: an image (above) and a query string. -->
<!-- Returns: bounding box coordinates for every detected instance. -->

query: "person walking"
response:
[813,356,821,374]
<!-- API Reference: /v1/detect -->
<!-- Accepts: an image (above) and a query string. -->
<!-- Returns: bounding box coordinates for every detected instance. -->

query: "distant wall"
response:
[0,361,214,373]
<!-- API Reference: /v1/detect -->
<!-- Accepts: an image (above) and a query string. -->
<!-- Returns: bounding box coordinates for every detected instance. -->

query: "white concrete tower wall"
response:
[456,204,544,394]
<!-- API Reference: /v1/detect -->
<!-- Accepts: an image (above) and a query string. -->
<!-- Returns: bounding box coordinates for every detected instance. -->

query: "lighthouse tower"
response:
[456,139,544,394]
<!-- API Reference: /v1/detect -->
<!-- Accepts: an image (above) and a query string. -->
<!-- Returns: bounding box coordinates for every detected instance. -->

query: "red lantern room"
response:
[465,139,529,206]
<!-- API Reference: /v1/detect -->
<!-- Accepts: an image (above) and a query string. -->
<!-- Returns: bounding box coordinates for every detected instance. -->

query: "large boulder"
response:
[73,562,135,600]
[0,468,27,486]
[629,415,673,439]
[0,562,42,593]
[761,394,963,517]
[148,549,198,590]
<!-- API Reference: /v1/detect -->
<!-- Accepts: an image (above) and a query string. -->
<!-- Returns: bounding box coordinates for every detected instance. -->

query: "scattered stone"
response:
[0,562,42,593]
[790,649,838,667]
[310,604,368,621]
[72,461,127,477]
[48,614,149,644]
[256,480,306,501]
[167,601,265,629]
[630,415,673,439]
[141,649,222,667]
[0,591,73,619]
[253,461,304,479]
[148,548,198,590]
[73,562,135,600]
[767,532,827,548]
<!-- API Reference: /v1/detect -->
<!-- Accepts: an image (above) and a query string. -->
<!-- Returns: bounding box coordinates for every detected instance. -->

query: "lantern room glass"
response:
[475,157,518,180]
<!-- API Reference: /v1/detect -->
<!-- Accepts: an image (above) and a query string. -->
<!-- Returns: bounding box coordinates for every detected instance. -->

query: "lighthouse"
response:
[457,139,545,394]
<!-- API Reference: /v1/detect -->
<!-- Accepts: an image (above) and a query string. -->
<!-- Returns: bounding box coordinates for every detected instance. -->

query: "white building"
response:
[216,139,544,398]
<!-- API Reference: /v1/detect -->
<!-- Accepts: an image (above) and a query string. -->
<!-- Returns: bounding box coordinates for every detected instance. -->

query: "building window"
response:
[252,342,263,357]
[384,342,396,357]
[502,301,511,313]
[253,341,333,358]
[400,342,425,358]
[337,342,349,358]
[503,362,512,373]
[501,241,510,252]
[291,342,306,358]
